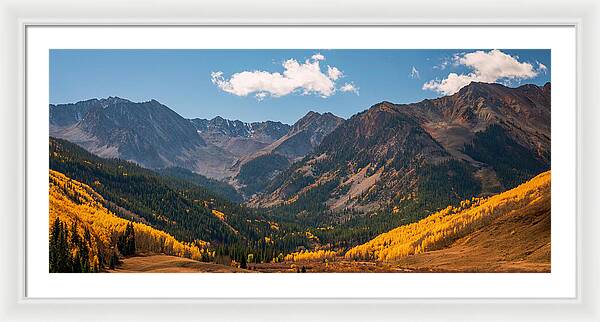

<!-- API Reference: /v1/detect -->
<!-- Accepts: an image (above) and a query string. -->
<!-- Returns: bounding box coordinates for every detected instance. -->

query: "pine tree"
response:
[240,255,247,269]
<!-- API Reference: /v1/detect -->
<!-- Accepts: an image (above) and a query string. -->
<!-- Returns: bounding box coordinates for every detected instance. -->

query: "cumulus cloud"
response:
[327,66,343,80]
[409,66,420,79]
[423,49,539,95]
[211,53,354,99]
[312,53,325,61]
[339,82,359,95]
[423,73,479,95]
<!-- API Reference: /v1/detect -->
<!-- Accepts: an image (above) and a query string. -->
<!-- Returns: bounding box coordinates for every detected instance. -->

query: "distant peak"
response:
[94,97,134,108]
[297,111,343,124]
[101,96,132,103]
[459,81,550,95]
[304,111,321,117]
[262,120,290,126]
[454,81,501,97]
[371,101,396,108]
[461,81,495,90]
[300,110,343,119]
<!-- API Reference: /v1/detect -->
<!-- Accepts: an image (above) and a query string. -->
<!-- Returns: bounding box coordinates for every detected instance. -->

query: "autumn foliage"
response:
[345,171,551,262]
[284,249,338,262]
[49,170,208,272]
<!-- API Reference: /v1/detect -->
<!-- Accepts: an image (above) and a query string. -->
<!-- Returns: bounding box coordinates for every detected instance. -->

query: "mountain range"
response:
[50,97,236,179]
[252,82,550,217]
[48,81,552,273]
[50,82,550,218]
[189,116,290,157]
[232,111,343,197]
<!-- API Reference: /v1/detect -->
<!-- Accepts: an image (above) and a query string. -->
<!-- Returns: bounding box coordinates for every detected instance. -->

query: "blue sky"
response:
[50,49,550,124]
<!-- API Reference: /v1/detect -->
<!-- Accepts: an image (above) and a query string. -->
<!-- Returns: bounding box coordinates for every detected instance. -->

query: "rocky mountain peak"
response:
[253,82,551,213]
[98,96,133,107]
[290,111,344,134]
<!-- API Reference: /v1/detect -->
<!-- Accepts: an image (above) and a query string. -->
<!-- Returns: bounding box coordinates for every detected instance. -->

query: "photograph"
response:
[48,48,551,273]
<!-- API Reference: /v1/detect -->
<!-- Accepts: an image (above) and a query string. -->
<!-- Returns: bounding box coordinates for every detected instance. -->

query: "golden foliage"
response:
[284,249,338,262]
[345,171,551,262]
[305,231,320,242]
[49,170,208,264]
[211,209,226,221]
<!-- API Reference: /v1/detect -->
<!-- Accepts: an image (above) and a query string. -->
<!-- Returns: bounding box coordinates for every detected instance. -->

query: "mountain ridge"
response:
[345,170,550,272]
[50,97,343,183]
[189,116,291,157]
[232,110,344,198]
[50,82,550,213]
[252,82,551,218]
[50,98,238,179]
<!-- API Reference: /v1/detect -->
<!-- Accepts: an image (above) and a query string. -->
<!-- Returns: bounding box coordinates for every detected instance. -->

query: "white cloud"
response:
[211,53,354,99]
[312,53,325,61]
[423,49,538,95]
[537,61,548,74]
[423,73,478,95]
[327,66,343,80]
[339,82,359,95]
[409,66,420,79]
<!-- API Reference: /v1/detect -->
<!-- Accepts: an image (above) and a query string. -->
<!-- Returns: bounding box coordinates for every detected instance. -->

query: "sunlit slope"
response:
[49,169,207,269]
[345,171,550,267]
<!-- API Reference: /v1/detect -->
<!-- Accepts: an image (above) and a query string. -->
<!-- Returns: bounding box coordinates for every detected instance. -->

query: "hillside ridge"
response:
[345,170,550,272]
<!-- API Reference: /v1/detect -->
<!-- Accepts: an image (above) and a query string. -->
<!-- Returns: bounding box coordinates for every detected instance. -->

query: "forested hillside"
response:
[49,170,208,272]
[50,137,247,243]
[345,171,550,263]
[157,166,242,203]
[49,137,312,265]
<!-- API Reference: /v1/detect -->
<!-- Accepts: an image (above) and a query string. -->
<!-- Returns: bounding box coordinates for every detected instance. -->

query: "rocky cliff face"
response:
[50,97,128,127]
[50,97,237,179]
[189,117,290,157]
[251,82,551,213]
[233,111,344,197]
[260,111,345,161]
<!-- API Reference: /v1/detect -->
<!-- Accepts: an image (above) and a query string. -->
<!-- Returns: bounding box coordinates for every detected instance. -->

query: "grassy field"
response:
[391,208,550,273]
[108,253,408,273]
[109,254,250,273]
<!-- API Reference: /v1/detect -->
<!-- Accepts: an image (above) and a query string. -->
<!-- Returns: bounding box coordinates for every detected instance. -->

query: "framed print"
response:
[25,25,575,299]
[1,0,599,321]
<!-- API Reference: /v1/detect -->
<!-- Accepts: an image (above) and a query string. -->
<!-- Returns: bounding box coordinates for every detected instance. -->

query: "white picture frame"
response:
[1,0,598,321]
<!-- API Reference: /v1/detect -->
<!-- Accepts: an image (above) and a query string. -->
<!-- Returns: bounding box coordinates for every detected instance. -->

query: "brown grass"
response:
[391,202,550,272]
[108,254,250,273]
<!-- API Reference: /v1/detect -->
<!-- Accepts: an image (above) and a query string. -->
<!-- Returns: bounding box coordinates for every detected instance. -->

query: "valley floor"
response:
[110,202,550,273]
[109,252,549,273]
[108,254,411,273]
[106,171,552,274]
[108,254,250,273]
